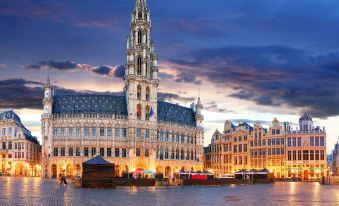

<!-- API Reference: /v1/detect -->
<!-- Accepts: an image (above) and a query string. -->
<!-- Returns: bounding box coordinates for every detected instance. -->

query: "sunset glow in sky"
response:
[1,0,339,153]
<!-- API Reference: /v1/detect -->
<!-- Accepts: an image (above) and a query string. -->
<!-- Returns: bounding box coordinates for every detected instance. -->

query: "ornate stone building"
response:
[41,0,204,179]
[330,142,339,176]
[204,113,327,180]
[0,109,41,176]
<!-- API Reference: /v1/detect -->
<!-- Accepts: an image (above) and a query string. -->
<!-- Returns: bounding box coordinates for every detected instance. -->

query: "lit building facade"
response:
[330,142,339,176]
[41,0,204,179]
[0,109,41,176]
[204,113,327,180]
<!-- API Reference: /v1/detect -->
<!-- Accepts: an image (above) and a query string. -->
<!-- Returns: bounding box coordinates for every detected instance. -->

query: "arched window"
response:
[181,149,184,160]
[160,146,164,160]
[138,11,143,20]
[137,57,142,75]
[176,149,179,159]
[146,87,150,101]
[187,149,190,160]
[137,85,141,100]
[165,147,169,159]
[137,104,142,119]
[145,105,150,121]
[171,148,174,159]
[145,62,149,77]
[137,30,142,45]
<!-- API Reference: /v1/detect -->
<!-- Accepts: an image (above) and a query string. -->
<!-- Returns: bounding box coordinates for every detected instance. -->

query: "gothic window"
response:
[137,57,142,75]
[145,105,150,121]
[137,30,142,45]
[165,147,169,159]
[137,104,142,119]
[145,62,149,77]
[138,11,142,20]
[146,87,150,101]
[137,85,141,100]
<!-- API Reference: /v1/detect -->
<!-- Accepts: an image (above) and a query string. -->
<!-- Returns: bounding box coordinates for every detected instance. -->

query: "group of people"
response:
[58,174,68,186]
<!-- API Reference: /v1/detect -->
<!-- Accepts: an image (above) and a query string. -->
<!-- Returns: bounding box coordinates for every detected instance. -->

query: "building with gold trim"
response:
[41,0,204,179]
[204,113,327,180]
[0,109,41,176]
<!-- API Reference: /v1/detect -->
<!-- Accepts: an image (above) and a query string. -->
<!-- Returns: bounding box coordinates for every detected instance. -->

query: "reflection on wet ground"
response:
[0,177,338,206]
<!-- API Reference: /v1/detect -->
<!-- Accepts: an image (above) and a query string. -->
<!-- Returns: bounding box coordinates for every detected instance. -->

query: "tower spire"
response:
[46,72,51,86]
[135,0,147,8]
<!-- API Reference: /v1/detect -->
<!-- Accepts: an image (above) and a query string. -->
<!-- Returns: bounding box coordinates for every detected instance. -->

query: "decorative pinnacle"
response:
[46,72,51,86]
[135,0,147,9]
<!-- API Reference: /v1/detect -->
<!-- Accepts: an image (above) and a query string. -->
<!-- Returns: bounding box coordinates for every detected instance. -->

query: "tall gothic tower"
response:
[125,0,159,122]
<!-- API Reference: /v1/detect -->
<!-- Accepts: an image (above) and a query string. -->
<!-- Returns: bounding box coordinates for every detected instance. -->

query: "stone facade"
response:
[331,142,339,176]
[41,0,204,179]
[0,109,41,176]
[204,114,327,180]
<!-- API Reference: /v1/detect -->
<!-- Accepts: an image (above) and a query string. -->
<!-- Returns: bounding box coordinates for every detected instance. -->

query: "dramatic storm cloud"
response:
[165,46,339,118]
[1,0,339,148]
[25,61,124,78]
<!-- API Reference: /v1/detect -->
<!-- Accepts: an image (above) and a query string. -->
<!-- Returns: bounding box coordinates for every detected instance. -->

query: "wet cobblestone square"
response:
[0,177,338,206]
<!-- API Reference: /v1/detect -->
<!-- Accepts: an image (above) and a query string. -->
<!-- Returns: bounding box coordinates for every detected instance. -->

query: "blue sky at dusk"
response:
[1,0,339,152]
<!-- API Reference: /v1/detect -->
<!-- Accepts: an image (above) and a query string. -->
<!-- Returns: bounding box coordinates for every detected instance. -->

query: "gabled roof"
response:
[83,155,113,165]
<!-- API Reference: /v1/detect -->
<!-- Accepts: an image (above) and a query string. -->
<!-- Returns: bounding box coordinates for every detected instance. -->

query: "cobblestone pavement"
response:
[0,177,339,206]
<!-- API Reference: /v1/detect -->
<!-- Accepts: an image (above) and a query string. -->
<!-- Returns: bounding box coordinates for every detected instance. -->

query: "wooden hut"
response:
[82,156,115,188]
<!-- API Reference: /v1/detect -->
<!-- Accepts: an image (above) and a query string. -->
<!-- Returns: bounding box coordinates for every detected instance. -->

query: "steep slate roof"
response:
[0,110,39,144]
[300,112,312,121]
[52,94,196,127]
[52,95,128,115]
[157,101,196,127]
[0,110,21,122]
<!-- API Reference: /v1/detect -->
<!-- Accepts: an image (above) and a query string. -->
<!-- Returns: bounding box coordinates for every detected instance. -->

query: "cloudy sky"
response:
[0,0,339,153]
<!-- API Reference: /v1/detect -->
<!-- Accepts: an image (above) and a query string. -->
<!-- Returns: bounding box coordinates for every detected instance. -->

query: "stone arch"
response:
[165,166,172,179]
[156,166,163,175]
[115,165,121,177]
[75,164,81,176]
[51,164,57,178]
[66,164,74,178]
[14,163,24,176]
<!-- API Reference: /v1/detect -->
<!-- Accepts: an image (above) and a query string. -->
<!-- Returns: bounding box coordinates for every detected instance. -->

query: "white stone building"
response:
[0,109,41,176]
[41,0,204,179]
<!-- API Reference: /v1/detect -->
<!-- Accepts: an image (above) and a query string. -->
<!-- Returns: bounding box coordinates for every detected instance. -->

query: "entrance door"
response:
[51,165,57,178]
[304,170,309,180]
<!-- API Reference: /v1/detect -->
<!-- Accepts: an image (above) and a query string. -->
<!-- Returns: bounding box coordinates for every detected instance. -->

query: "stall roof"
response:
[83,155,113,165]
